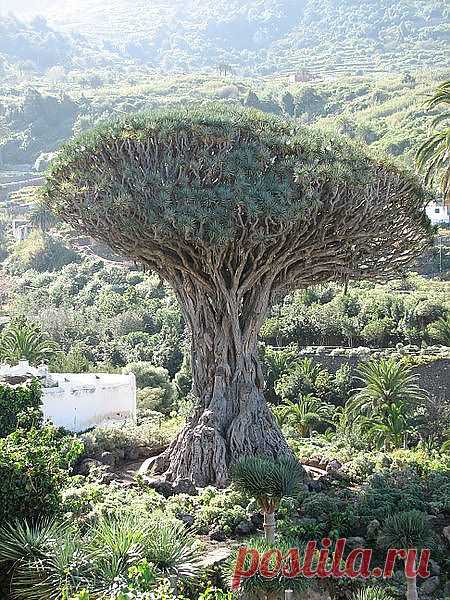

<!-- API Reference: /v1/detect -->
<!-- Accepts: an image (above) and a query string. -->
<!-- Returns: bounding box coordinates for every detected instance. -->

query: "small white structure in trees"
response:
[0,360,136,432]
[426,201,450,225]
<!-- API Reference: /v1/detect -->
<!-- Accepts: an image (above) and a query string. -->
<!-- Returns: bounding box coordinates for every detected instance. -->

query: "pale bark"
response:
[406,576,418,600]
[155,279,290,486]
[264,512,276,543]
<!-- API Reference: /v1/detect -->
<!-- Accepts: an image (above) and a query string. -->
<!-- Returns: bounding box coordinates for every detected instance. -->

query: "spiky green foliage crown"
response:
[377,510,434,551]
[231,455,305,511]
[43,105,432,288]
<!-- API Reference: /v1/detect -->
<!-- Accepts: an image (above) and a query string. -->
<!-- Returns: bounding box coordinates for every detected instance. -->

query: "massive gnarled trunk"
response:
[155,277,290,487]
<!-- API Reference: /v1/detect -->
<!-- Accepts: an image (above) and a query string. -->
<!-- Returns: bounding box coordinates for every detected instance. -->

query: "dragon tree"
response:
[43,106,432,486]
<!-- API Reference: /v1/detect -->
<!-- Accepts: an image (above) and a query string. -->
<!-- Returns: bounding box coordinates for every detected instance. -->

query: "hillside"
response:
[1,0,449,75]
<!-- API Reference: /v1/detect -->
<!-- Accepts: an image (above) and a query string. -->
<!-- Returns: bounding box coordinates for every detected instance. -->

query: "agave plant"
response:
[231,455,305,542]
[352,588,393,600]
[378,511,434,600]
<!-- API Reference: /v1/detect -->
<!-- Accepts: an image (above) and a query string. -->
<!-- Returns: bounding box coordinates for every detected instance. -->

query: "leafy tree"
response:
[0,316,59,365]
[43,106,431,485]
[416,80,450,202]
[378,511,434,600]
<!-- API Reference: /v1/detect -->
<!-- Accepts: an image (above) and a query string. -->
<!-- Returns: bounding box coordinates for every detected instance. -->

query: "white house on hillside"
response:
[426,201,450,226]
[0,361,136,432]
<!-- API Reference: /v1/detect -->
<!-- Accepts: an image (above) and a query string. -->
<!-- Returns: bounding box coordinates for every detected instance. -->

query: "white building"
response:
[0,361,136,433]
[426,201,450,226]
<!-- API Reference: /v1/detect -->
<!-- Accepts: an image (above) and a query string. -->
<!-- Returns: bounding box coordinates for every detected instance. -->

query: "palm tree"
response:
[416,80,450,202]
[361,400,410,451]
[345,359,426,422]
[378,511,433,600]
[0,316,59,365]
[281,393,334,437]
[231,456,305,542]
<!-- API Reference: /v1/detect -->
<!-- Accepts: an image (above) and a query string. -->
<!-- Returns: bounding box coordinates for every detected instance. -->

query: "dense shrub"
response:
[0,379,43,437]
[0,425,84,522]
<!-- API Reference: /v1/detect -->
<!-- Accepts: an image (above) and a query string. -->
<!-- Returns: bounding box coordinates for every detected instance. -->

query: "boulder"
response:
[144,477,174,498]
[428,559,441,576]
[326,459,342,472]
[235,520,255,536]
[345,537,366,551]
[99,451,116,467]
[443,525,450,545]
[209,527,227,542]
[172,478,198,496]
[366,519,381,539]
[420,576,440,595]
[177,513,195,528]
[125,447,140,461]
[77,458,103,476]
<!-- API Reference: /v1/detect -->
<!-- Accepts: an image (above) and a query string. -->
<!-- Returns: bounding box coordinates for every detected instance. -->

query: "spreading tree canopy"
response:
[43,106,432,486]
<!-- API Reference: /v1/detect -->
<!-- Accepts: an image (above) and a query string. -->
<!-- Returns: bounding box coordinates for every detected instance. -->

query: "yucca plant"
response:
[0,518,84,600]
[231,456,305,542]
[144,513,202,580]
[378,511,433,600]
[352,588,393,600]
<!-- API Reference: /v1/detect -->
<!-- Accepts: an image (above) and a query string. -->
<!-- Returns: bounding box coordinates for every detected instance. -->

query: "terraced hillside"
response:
[1,0,449,75]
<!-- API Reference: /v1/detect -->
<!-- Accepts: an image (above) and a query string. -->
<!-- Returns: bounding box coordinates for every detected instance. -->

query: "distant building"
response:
[426,201,450,226]
[0,360,136,433]
[12,219,33,241]
[290,69,314,83]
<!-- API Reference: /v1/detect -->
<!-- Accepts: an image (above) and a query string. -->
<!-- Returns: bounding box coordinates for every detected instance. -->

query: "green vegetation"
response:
[0,3,449,599]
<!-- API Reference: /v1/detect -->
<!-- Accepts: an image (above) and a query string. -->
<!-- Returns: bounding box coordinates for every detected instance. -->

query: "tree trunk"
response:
[405,576,418,600]
[154,282,291,487]
[263,512,276,543]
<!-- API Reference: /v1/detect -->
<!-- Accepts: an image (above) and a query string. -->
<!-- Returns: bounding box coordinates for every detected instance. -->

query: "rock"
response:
[100,451,116,467]
[326,459,342,472]
[172,478,198,496]
[308,480,324,492]
[443,525,450,545]
[366,519,381,539]
[209,527,227,542]
[77,458,103,476]
[144,477,174,498]
[235,520,255,536]
[125,447,140,461]
[345,537,366,551]
[420,576,440,595]
[250,512,264,529]
[428,559,441,576]
[296,517,318,528]
[100,469,117,484]
[177,513,195,528]
[137,446,154,458]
